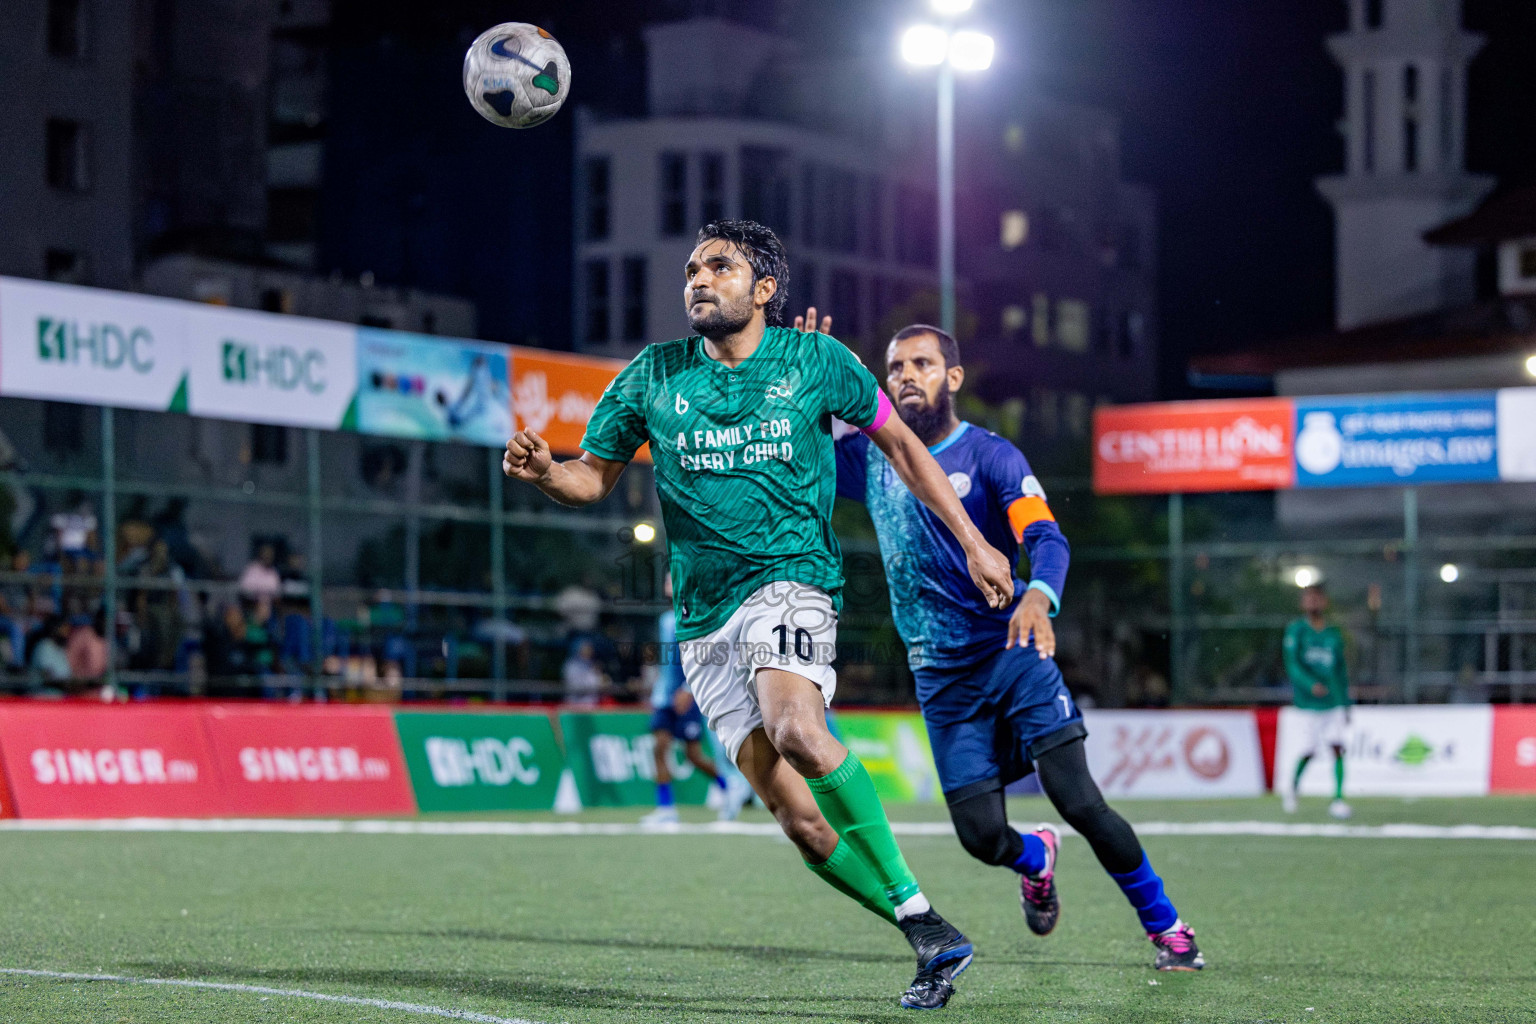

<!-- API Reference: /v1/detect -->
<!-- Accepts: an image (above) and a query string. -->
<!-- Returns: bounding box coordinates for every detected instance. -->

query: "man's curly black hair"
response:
[695,219,790,326]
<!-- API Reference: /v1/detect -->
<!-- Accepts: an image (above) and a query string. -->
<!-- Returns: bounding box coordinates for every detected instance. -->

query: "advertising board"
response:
[1079,710,1266,798]
[1093,399,1294,494]
[1277,705,1492,797]
[395,711,565,812]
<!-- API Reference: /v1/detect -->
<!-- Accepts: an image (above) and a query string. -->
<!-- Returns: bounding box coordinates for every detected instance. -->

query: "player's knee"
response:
[1054,790,1110,833]
[954,816,1016,866]
[764,718,824,773]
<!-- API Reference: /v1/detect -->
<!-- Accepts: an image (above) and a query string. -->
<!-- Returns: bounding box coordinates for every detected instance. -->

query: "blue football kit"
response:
[835,421,1083,799]
[836,418,1191,955]
[650,609,705,742]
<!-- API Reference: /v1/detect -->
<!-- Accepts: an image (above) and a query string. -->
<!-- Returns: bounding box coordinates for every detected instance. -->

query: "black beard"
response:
[896,387,955,446]
[689,297,755,340]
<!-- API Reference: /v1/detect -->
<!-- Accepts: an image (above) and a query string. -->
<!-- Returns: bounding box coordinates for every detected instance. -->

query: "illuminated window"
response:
[1001,304,1027,337]
[1000,210,1028,250]
[1055,299,1090,353]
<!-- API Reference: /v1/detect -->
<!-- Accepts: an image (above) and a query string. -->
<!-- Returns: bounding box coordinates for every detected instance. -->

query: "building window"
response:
[1403,116,1419,172]
[44,248,86,284]
[1031,293,1051,347]
[583,157,610,241]
[259,287,292,313]
[584,259,610,343]
[43,402,85,454]
[800,261,818,312]
[659,152,688,237]
[45,118,90,192]
[1519,245,1536,281]
[251,424,289,465]
[865,176,885,258]
[1055,299,1090,353]
[267,187,317,242]
[1362,70,1376,174]
[1364,0,1383,29]
[1439,67,1454,160]
[1403,64,1418,104]
[832,169,858,254]
[47,0,85,58]
[1000,210,1028,251]
[1001,304,1027,338]
[622,256,647,341]
[830,271,861,338]
[1118,311,1145,359]
[895,185,936,267]
[800,163,818,246]
[740,146,792,238]
[700,152,725,223]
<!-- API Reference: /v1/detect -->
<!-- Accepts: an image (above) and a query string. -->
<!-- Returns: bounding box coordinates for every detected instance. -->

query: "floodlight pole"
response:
[937,60,957,337]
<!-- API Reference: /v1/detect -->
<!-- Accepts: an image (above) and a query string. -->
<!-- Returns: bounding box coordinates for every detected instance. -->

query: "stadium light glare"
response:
[948,30,995,71]
[1526,353,1536,378]
[633,522,657,544]
[1439,563,1459,583]
[929,0,975,15]
[1293,566,1320,588]
[901,25,950,66]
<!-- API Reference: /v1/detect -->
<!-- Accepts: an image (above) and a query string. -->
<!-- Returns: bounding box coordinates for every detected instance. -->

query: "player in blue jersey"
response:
[803,311,1205,971]
[642,574,750,825]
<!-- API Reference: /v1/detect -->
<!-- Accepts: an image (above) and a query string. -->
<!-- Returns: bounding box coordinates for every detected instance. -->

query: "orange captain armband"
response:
[1007,496,1055,541]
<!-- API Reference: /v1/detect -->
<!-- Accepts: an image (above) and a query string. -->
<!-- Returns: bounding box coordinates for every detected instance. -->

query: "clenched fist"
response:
[503,429,554,483]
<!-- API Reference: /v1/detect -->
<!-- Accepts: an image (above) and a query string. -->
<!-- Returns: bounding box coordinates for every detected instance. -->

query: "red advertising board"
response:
[203,705,416,816]
[1490,706,1536,793]
[0,704,223,818]
[1093,399,1296,495]
[510,347,650,463]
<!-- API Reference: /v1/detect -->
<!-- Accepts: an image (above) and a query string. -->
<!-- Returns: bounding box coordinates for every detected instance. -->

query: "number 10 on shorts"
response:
[773,624,816,662]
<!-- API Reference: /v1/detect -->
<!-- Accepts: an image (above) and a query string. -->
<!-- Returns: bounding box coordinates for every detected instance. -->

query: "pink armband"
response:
[861,390,894,437]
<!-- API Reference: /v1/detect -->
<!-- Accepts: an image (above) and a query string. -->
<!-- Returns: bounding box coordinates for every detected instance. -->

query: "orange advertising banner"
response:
[509,347,650,463]
[1093,398,1296,494]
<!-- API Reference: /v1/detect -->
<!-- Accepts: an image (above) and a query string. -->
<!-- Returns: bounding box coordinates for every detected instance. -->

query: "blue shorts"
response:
[649,703,706,743]
[913,645,1086,801]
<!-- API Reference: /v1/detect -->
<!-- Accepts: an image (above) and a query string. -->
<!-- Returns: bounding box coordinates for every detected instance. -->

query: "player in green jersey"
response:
[504,220,1015,1010]
[1281,583,1352,818]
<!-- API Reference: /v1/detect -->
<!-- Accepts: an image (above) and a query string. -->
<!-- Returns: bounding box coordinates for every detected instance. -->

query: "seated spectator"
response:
[562,639,607,706]
[50,495,99,574]
[66,612,108,681]
[238,543,283,603]
[30,615,71,683]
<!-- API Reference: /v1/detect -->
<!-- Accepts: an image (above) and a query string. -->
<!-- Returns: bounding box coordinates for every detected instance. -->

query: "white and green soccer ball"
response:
[463,23,571,129]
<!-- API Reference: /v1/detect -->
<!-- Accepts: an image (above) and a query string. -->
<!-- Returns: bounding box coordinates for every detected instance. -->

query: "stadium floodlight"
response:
[901,25,950,66]
[1440,563,1460,583]
[1526,353,1536,378]
[633,522,657,544]
[930,0,975,14]
[1293,566,1320,588]
[948,30,995,71]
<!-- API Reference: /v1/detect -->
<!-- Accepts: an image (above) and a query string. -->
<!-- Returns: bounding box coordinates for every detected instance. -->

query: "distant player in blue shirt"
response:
[807,313,1205,971]
[642,574,750,826]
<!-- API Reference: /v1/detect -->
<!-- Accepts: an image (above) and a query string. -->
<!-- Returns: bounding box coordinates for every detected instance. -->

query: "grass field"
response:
[1,797,1533,1024]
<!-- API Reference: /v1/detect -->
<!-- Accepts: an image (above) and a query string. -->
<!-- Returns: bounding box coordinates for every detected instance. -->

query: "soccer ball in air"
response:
[463,23,571,129]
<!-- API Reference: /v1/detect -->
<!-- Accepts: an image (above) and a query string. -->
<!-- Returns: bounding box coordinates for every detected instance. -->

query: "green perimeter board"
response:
[835,711,942,803]
[558,710,714,807]
[394,711,564,812]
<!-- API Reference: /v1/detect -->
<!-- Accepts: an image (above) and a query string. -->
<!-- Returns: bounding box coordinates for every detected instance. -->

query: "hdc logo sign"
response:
[186,307,355,428]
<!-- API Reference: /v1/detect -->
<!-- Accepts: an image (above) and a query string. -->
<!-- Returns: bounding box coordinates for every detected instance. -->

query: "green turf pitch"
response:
[1,798,1533,1024]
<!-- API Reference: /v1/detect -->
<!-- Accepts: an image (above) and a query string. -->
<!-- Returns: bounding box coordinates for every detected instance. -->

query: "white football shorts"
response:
[1297,706,1348,756]
[678,580,838,763]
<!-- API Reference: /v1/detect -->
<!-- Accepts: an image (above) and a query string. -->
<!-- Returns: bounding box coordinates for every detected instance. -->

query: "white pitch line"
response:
[0,817,1532,840]
[0,967,547,1024]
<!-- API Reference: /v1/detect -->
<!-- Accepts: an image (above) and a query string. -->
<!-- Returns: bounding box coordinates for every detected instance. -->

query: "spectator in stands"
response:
[238,542,283,607]
[49,494,98,573]
[66,611,108,681]
[562,639,607,706]
[30,615,71,683]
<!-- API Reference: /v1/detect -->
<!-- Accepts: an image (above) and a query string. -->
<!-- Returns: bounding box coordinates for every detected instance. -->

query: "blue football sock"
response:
[1109,852,1178,934]
[656,782,674,807]
[1011,831,1048,876]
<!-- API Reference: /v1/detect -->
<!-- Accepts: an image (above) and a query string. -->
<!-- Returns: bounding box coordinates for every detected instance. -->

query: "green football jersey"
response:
[581,326,883,640]
[1282,618,1350,710]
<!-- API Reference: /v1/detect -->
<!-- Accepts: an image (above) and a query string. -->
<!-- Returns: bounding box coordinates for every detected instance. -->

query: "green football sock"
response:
[806,751,922,909]
[1293,754,1313,792]
[804,838,898,925]
[1333,755,1345,800]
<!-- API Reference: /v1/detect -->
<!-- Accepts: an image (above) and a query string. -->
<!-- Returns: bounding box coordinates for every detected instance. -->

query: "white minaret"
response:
[1316,0,1494,330]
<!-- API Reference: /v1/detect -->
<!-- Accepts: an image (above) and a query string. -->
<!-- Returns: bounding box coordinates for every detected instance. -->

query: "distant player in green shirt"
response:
[503,219,1016,1010]
[1282,583,1351,819]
